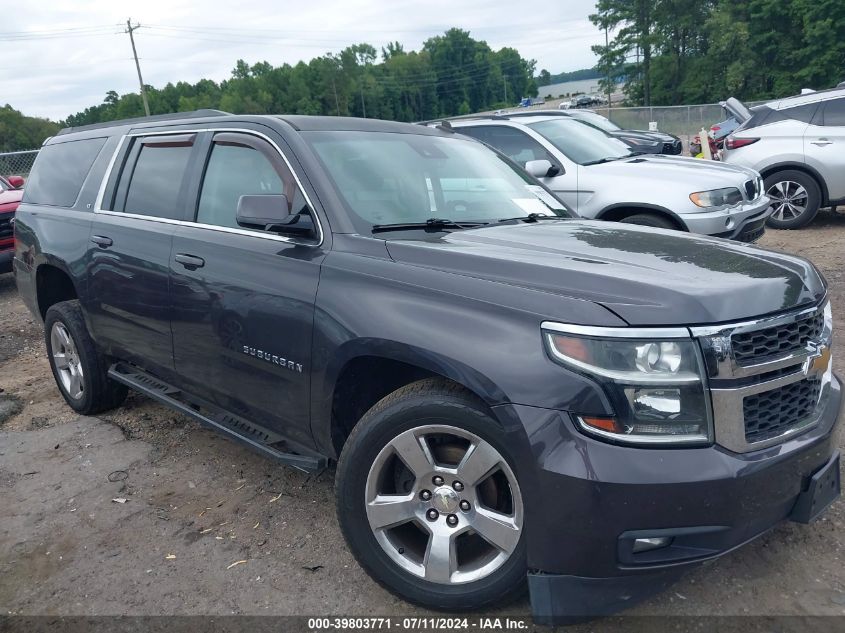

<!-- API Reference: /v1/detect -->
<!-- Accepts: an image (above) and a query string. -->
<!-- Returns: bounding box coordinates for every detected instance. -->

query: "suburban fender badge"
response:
[243,346,304,373]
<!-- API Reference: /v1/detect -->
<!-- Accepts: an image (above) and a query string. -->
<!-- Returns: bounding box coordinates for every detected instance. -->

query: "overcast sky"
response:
[3,0,602,121]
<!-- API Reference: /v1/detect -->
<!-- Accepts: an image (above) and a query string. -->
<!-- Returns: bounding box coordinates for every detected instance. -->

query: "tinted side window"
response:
[121,139,193,219]
[822,98,845,126]
[24,137,107,207]
[459,126,549,164]
[196,134,306,230]
[780,103,818,124]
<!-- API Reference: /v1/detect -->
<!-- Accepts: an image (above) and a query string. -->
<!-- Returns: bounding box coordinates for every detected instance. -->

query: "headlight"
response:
[689,187,743,208]
[543,325,712,446]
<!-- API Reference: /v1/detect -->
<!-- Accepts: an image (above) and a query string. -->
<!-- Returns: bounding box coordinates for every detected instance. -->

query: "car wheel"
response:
[620,213,678,230]
[764,170,821,229]
[336,379,526,611]
[45,300,127,415]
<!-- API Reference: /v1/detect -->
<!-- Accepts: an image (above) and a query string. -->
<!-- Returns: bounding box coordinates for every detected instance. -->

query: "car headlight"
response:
[542,324,712,446]
[689,187,743,208]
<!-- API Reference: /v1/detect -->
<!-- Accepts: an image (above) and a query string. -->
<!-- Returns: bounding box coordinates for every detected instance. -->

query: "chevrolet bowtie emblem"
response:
[810,345,832,375]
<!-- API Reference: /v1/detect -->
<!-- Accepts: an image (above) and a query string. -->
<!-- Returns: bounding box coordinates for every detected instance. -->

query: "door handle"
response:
[91,235,113,247]
[811,139,833,146]
[174,253,205,269]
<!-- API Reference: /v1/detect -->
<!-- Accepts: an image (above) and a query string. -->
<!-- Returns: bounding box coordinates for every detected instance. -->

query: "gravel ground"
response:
[1,212,844,629]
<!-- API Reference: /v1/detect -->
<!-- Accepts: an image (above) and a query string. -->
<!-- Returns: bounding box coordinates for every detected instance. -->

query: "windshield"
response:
[571,111,621,132]
[528,119,632,165]
[305,131,570,232]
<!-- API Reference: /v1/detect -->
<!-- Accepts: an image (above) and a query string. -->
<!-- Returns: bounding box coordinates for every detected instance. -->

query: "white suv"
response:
[450,114,771,241]
[721,87,845,229]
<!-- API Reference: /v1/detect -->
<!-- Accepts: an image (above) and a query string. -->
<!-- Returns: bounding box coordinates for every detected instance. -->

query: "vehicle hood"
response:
[0,188,22,208]
[384,221,825,326]
[584,154,759,189]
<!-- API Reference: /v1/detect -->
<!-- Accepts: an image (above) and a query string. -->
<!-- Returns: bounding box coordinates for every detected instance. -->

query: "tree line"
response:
[63,28,536,129]
[1,28,537,151]
[591,0,845,106]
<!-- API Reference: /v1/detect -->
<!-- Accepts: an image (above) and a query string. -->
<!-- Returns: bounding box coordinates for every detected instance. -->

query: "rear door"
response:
[87,132,198,376]
[804,97,845,200]
[168,128,325,446]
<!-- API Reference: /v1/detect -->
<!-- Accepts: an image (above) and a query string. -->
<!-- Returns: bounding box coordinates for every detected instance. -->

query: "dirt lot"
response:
[1,212,844,627]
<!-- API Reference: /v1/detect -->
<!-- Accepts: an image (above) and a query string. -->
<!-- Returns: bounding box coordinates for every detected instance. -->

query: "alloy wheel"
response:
[365,425,523,585]
[767,180,809,221]
[50,322,84,400]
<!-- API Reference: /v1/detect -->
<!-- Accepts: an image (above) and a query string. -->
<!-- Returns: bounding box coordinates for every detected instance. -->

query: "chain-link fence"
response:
[592,104,727,138]
[0,150,39,178]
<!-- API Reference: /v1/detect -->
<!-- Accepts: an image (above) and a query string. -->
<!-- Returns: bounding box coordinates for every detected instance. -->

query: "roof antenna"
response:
[436,120,454,133]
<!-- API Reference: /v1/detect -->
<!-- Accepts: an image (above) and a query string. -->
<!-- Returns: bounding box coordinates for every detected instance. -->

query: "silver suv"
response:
[721,87,845,229]
[451,114,771,241]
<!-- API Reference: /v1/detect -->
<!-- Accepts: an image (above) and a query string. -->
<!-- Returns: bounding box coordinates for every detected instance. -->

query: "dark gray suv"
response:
[13,110,842,624]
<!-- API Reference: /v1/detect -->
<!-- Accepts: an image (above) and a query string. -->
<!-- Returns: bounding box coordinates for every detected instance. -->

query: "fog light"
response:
[632,536,672,553]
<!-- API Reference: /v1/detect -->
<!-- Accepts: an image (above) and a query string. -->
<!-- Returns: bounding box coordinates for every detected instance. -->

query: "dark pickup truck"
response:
[13,110,841,624]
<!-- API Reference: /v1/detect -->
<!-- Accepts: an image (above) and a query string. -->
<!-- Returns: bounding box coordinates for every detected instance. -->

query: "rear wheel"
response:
[764,170,821,229]
[335,379,526,611]
[44,300,127,414]
[619,213,678,230]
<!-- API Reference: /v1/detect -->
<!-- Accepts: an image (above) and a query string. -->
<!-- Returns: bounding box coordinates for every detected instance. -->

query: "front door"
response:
[169,130,325,446]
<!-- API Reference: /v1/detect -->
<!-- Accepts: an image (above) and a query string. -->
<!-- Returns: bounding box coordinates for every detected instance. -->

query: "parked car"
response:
[450,114,771,241]
[0,175,24,273]
[14,111,840,625]
[721,85,845,228]
[508,109,682,155]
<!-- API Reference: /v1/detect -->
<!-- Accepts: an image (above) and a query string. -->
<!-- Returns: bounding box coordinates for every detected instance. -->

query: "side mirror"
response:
[7,175,24,189]
[236,194,315,237]
[525,159,561,178]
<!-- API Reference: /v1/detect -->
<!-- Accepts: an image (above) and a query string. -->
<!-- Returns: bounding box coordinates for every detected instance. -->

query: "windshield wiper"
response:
[496,213,565,224]
[371,218,485,233]
[583,156,625,166]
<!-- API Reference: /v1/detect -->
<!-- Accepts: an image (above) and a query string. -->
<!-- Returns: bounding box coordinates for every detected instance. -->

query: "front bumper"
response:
[502,373,842,624]
[678,195,771,241]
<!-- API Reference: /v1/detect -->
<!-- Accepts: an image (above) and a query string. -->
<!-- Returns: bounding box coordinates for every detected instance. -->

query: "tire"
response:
[44,300,127,415]
[764,170,821,229]
[619,213,678,230]
[335,378,527,611]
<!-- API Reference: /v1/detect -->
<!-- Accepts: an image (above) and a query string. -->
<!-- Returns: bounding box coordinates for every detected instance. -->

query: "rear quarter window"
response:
[23,137,107,207]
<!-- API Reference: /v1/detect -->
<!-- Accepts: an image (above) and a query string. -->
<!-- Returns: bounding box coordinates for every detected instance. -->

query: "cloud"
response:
[2,0,601,121]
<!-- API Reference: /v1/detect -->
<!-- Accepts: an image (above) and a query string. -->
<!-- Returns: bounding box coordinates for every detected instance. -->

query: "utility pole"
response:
[125,19,150,117]
[503,74,508,104]
[331,74,341,116]
[604,22,612,108]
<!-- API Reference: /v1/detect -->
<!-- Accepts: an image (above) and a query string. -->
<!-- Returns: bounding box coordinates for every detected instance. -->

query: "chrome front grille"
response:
[732,311,824,365]
[743,179,756,200]
[692,302,832,453]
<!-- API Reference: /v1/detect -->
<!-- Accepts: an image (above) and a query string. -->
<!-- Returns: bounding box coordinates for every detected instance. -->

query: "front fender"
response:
[308,250,622,456]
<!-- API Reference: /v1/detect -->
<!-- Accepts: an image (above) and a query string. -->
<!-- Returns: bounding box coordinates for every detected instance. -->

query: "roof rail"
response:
[57,109,232,136]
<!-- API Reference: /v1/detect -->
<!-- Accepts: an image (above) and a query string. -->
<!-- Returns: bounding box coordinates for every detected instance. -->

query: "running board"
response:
[107,363,326,473]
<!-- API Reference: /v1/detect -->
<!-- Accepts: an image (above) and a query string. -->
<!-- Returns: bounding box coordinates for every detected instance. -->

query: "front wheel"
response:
[335,379,526,611]
[764,170,821,229]
[619,213,678,230]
